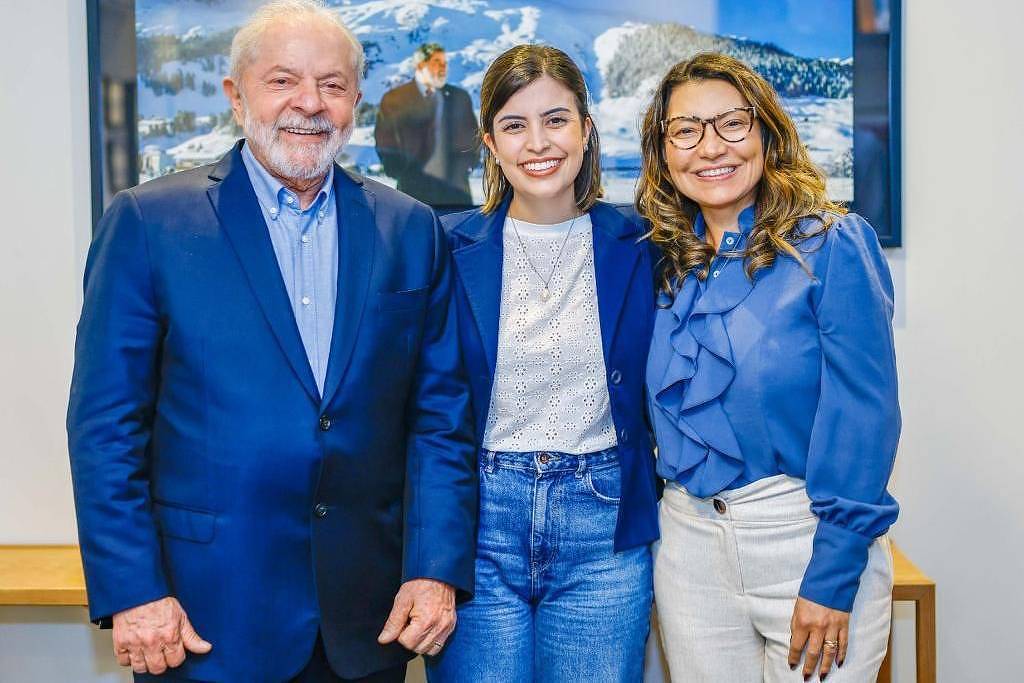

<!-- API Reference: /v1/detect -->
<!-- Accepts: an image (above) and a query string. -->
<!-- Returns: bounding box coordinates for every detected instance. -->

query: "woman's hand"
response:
[788,597,850,681]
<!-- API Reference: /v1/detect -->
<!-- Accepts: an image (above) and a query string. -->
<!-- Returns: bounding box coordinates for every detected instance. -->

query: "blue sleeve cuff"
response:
[798,520,873,612]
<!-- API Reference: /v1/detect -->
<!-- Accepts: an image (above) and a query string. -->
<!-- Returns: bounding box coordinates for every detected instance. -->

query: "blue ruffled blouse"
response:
[646,206,900,612]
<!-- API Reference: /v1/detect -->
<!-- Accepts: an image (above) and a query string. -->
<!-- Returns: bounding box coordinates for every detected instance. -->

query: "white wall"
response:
[2,0,1023,681]
[886,0,1024,680]
[0,0,90,546]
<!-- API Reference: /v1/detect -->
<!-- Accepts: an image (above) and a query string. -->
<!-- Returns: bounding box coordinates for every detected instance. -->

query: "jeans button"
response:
[713,498,727,514]
[538,452,550,465]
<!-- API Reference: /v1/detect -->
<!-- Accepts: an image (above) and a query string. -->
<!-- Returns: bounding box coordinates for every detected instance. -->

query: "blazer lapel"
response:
[590,202,643,365]
[451,200,507,377]
[207,142,320,404]
[320,168,376,409]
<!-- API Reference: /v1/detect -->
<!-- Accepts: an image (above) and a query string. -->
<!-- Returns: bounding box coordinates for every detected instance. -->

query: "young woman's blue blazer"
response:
[442,198,660,551]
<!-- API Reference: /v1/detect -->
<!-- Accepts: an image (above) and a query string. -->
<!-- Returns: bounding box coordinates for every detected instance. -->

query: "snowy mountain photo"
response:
[133,0,854,203]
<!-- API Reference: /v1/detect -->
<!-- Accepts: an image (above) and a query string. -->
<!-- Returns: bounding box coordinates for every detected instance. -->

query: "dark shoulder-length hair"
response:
[636,52,846,294]
[478,44,602,214]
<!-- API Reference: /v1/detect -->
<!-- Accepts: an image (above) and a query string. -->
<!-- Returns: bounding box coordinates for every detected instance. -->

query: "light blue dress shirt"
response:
[241,142,338,395]
[646,206,900,612]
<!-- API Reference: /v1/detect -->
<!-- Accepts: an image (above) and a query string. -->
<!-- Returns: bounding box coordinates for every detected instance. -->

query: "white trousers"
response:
[654,475,892,682]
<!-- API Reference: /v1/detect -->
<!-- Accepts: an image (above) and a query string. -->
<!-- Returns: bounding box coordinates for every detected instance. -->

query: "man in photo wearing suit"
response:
[374,43,479,206]
[66,2,476,681]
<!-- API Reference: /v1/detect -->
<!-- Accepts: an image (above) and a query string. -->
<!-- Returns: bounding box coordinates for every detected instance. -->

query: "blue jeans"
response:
[426,448,653,682]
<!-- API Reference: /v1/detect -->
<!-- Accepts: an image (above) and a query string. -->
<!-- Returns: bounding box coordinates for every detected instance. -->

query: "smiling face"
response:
[664,79,764,223]
[223,17,362,184]
[483,75,592,222]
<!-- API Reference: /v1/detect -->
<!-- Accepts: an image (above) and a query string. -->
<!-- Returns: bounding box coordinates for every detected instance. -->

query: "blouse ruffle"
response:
[651,214,754,496]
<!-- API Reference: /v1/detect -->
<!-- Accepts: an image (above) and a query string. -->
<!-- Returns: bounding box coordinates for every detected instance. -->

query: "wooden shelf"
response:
[0,545,87,606]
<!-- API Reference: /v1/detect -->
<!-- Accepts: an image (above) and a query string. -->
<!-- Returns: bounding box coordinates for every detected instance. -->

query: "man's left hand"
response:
[377,578,456,656]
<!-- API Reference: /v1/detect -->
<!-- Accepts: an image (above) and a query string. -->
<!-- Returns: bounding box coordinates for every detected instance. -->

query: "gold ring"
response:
[823,639,839,651]
[432,641,444,650]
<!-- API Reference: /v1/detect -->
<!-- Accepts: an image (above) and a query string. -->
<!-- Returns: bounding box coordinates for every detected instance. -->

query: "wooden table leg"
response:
[915,586,936,683]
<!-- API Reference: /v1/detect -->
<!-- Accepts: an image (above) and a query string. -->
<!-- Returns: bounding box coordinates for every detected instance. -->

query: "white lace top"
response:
[481,213,618,454]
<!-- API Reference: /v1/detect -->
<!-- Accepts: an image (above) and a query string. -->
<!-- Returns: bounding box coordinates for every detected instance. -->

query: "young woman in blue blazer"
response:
[426,45,659,682]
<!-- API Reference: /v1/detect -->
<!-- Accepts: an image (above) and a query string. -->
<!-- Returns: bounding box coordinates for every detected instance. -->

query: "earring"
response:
[495,157,501,166]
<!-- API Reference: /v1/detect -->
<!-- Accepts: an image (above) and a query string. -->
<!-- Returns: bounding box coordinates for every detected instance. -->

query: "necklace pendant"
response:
[540,287,551,301]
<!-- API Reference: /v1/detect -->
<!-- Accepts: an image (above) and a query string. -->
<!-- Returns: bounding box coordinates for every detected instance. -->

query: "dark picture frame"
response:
[87,0,901,246]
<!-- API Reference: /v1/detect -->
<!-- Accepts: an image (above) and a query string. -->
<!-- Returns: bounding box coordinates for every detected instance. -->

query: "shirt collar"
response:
[694,204,756,241]
[240,141,334,220]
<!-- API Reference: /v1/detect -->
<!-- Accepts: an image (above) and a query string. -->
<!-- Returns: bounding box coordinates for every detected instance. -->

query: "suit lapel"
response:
[451,200,506,377]
[320,168,376,409]
[207,142,320,404]
[590,202,642,365]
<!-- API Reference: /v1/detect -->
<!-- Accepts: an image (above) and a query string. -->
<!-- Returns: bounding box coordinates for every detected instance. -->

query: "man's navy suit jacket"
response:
[67,142,477,681]
[442,199,661,552]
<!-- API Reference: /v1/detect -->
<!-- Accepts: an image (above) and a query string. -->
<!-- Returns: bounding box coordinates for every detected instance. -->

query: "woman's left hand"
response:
[788,597,850,680]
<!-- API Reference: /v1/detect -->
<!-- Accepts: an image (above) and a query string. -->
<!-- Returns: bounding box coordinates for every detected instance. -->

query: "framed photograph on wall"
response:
[88,0,901,246]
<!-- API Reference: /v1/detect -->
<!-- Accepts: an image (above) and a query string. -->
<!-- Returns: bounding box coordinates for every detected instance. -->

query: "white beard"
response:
[241,97,353,182]
[415,67,447,91]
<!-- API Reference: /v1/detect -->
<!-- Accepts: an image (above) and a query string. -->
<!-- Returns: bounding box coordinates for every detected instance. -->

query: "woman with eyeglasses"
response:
[425,44,659,682]
[638,53,899,682]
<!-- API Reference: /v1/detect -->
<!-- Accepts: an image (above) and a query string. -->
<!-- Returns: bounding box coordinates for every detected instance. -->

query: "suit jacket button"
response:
[319,416,332,432]
[314,504,329,518]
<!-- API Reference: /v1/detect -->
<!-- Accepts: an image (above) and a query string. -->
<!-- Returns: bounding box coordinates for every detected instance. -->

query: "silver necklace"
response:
[509,213,579,302]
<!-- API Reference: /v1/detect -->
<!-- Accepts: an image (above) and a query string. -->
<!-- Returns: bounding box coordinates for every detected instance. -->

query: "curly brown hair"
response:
[635,52,845,294]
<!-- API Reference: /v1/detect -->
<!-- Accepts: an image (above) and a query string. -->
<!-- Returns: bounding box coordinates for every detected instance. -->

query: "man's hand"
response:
[112,596,212,674]
[377,579,456,656]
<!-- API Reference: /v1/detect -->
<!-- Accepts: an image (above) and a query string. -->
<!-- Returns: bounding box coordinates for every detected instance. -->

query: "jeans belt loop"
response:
[485,450,496,474]
[575,455,586,479]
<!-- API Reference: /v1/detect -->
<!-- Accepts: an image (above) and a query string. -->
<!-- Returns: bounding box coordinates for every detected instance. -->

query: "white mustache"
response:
[275,114,335,136]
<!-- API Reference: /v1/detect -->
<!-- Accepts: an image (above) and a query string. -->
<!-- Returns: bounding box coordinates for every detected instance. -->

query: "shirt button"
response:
[286,196,295,205]
[725,236,735,246]
[538,452,551,465]
[301,235,311,244]
[319,415,332,432]
[609,369,622,385]
[301,296,311,306]
[712,270,720,278]
[313,503,328,518]
[713,498,727,514]
[318,211,325,220]
[269,207,278,215]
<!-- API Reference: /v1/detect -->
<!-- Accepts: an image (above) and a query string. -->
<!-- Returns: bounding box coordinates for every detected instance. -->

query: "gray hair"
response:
[229,0,365,85]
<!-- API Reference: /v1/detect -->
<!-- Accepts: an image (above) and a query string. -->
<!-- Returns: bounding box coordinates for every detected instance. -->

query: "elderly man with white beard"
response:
[66,1,477,681]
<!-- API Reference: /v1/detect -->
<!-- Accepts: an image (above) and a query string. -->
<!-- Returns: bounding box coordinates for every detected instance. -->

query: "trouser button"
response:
[713,498,727,514]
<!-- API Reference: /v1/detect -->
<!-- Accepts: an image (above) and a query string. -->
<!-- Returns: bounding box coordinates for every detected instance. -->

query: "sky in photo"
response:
[553,0,853,59]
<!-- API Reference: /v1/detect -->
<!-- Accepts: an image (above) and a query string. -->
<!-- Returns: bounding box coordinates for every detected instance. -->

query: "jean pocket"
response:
[584,463,621,504]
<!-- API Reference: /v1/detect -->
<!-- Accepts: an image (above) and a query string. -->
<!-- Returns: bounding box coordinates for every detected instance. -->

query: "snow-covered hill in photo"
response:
[134,0,853,201]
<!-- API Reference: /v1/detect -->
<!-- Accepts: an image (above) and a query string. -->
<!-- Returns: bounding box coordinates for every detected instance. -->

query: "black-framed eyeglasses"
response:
[660,106,757,150]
